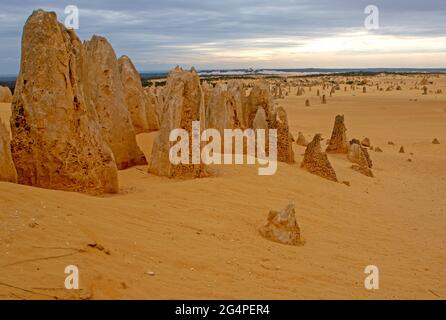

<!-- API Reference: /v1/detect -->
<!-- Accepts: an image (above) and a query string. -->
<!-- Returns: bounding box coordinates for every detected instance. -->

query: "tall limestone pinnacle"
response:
[245,81,274,127]
[0,86,13,103]
[227,80,247,129]
[272,106,295,164]
[10,10,119,194]
[326,114,348,154]
[143,86,161,131]
[118,55,159,133]
[84,35,147,170]
[149,67,208,178]
[0,119,17,183]
[205,83,237,137]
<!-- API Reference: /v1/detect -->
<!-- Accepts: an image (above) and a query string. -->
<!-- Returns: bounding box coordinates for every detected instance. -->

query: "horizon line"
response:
[2,67,446,78]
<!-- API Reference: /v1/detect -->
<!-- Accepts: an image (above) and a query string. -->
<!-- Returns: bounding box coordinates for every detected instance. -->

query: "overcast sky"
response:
[1,0,446,74]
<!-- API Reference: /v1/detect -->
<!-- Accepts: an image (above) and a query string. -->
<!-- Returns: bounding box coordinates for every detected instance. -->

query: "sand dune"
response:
[1,74,446,299]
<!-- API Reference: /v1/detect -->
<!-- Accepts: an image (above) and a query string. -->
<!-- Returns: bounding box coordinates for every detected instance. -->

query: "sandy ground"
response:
[0,75,445,299]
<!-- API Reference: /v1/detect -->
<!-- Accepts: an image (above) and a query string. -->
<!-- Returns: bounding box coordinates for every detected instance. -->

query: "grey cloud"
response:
[0,0,445,74]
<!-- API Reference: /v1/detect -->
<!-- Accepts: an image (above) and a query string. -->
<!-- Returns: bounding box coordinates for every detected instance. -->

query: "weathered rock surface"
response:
[227,80,247,128]
[205,83,236,135]
[201,81,212,112]
[296,132,309,147]
[252,107,268,131]
[118,55,150,133]
[0,120,17,182]
[145,85,165,124]
[301,134,338,182]
[245,81,274,127]
[84,36,147,170]
[0,86,13,103]
[149,67,207,178]
[10,10,118,194]
[272,107,294,163]
[143,86,161,131]
[259,203,302,246]
[348,140,373,177]
[361,137,371,148]
[252,107,269,158]
[326,115,348,153]
[351,164,373,177]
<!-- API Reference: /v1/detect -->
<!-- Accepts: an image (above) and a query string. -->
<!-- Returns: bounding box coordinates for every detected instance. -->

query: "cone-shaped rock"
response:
[0,86,13,103]
[259,203,302,246]
[11,10,118,194]
[326,115,348,153]
[149,67,207,178]
[361,137,371,148]
[348,139,373,177]
[301,134,338,182]
[118,55,150,133]
[296,132,309,147]
[84,36,147,170]
[0,120,17,182]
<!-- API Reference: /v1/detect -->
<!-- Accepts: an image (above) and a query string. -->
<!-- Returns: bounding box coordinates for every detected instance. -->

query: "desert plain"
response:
[1,72,445,299]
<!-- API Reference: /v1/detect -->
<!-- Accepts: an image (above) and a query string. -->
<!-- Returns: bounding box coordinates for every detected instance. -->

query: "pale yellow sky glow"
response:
[154,31,446,68]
